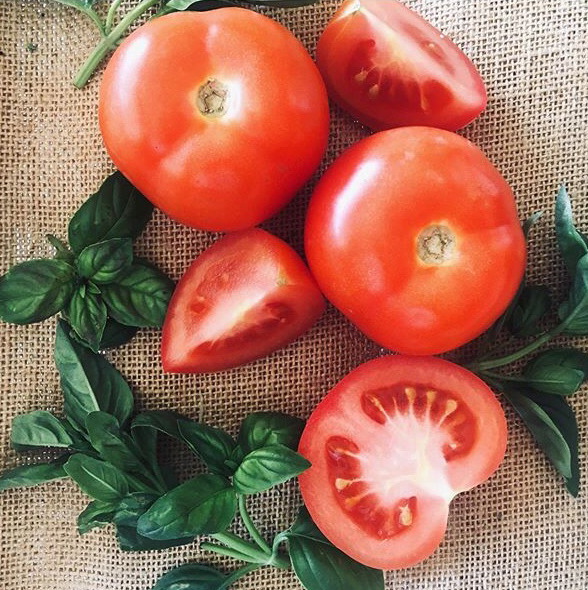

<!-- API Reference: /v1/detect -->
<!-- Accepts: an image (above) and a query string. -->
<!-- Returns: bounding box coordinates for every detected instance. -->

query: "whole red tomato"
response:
[99,10,329,231]
[317,0,487,130]
[305,127,526,355]
[299,355,507,569]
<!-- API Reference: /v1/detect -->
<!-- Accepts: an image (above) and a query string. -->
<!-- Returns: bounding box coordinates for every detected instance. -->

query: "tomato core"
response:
[416,224,456,265]
[197,79,229,117]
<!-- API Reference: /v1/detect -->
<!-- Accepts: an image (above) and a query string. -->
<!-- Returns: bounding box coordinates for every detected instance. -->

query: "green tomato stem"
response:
[200,542,266,564]
[216,564,262,590]
[238,495,272,554]
[105,0,124,34]
[73,0,160,88]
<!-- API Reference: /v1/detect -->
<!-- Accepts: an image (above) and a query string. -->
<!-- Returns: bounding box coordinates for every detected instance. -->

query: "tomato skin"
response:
[298,355,507,570]
[305,127,526,356]
[317,0,487,130]
[99,10,329,231]
[162,229,325,373]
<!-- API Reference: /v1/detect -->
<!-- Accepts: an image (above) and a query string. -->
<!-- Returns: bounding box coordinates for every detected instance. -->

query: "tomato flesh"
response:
[299,356,507,569]
[317,0,487,130]
[162,229,325,373]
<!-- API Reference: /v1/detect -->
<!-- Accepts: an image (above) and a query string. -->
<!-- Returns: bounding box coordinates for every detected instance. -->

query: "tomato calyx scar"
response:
[417,224,456,265]
[197,78,229,117]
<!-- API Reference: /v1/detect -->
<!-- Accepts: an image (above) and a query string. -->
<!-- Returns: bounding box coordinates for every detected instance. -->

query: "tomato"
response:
[99,10,329,232]
[298,355,507,569]
[316,0,487,130]
[162,229,325,373]
[305,127,526,356]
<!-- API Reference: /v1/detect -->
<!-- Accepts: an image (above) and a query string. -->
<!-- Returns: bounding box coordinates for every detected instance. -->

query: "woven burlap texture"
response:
[1,0,587,589]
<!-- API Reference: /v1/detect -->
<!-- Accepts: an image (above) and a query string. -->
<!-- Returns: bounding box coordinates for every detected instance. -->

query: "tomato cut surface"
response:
[298,356,507,570]
[305,127,526,355]
[162,229,325,373]
[317,0,487,130]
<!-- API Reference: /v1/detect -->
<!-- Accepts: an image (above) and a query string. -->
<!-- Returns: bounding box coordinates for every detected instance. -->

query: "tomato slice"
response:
[162,229,325,373]
[317,0,487,130]
[298,356,507,569]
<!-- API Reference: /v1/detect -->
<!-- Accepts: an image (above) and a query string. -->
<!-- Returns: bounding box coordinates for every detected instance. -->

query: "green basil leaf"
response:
[178,420,237,476]
[0,259,75,324]
[526,348,588,380]
[522,211,543,238]
[287,508,385,590]
[558,254,588,334]
[78,499,119,534]
[113,493,159,527]
[54,0,100,8]
[138,474,236,540]
[100,264,174,328]
[99,318,138,349]
[76,238,133,284]
[67,288,108,352]
[86,412,144,472]
[131,411,185,440]
[165,0,236,10]
[55,320,134,431]
[508,285,551,337]
[152,564,226,590]
[502,386,572,480]
[47,234,76,264]
[116,524,193,552]
[233,444,311,495]
[521,364,584,396]
[0,456,68,491]
[64,454,129,502]
[11,410,74,449]
[68,172,153,254]
[238,412,305,454]
[555,186,587,276]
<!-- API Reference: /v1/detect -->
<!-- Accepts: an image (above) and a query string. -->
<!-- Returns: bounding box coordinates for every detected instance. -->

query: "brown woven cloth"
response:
[1,1,587,588]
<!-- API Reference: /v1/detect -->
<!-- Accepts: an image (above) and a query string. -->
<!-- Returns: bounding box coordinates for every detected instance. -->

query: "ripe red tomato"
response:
[99,10,329,231]
[317,0,487,130]
[298,355,507,569]
[162,229,325,373]
[305,127,526,356]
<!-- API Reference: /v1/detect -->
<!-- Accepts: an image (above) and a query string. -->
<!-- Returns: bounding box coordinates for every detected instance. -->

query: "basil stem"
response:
[216,564,262,590]
[238,495,272,554]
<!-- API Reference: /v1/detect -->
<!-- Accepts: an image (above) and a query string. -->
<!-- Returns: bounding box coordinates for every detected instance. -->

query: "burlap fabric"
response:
[1,0,587,588]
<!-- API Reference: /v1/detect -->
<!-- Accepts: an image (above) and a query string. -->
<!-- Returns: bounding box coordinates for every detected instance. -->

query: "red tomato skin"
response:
[99,10,329,231]
[305,127,526,356]
[317,0,487,131]
[298,355,507,570]
[162,229,325,373]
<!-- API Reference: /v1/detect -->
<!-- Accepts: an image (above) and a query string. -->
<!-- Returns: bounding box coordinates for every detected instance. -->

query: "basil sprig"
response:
[0,171,173,352]
[468,186,588,496]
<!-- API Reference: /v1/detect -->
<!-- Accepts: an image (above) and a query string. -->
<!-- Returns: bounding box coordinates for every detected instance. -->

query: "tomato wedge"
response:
[162,229,325,373]
[317,0,487,130]
[298,356,507,569]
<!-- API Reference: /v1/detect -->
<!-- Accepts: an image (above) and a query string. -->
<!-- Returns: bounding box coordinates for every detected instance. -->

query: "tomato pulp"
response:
[299,355,507,569]
[162,229,325,373]
[100,10,329,231]
[305,127,526,355]
[317,0,487,130]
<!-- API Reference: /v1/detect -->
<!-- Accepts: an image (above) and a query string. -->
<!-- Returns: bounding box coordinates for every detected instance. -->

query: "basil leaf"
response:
[100,264,174,327]
[166,0,237,9]
[178,420,237,476]
[68,172,153,254]
[502,386,572,480]
[138,474,236,540]
[508,285,551,337]
[78,499,119,534]
[67,288,108,352]
[526,348,588,380]
[54,1,100,8]
[555,185,587,276]
[131,410,185,440]
[11,410,73,449]
[76,238,133,284]
[99,318,138,349]
[116,524,193,552]
[113,493,159,527]
[238,412,305,454]
[152,564,226,590]
[521,364,584,396]
[233,444,311,495]
[0,259,75,324]
[86,412,144,472]
[0,456,68,491]
[64,454,129,502]
[286,508,385,590]
[558,254,588,334]
[55,320,133,431]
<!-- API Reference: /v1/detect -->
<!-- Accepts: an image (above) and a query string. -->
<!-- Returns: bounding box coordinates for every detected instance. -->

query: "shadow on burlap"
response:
[0,1,587,588]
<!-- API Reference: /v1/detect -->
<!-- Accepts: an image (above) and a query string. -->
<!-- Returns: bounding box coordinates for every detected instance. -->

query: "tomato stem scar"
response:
[417,224,456,264]
[198,79,230,117]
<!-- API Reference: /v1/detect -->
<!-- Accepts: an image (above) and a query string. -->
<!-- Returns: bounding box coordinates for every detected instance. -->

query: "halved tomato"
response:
[298,356,507,569]
[317,0,487,130]
[162,229,325,373]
